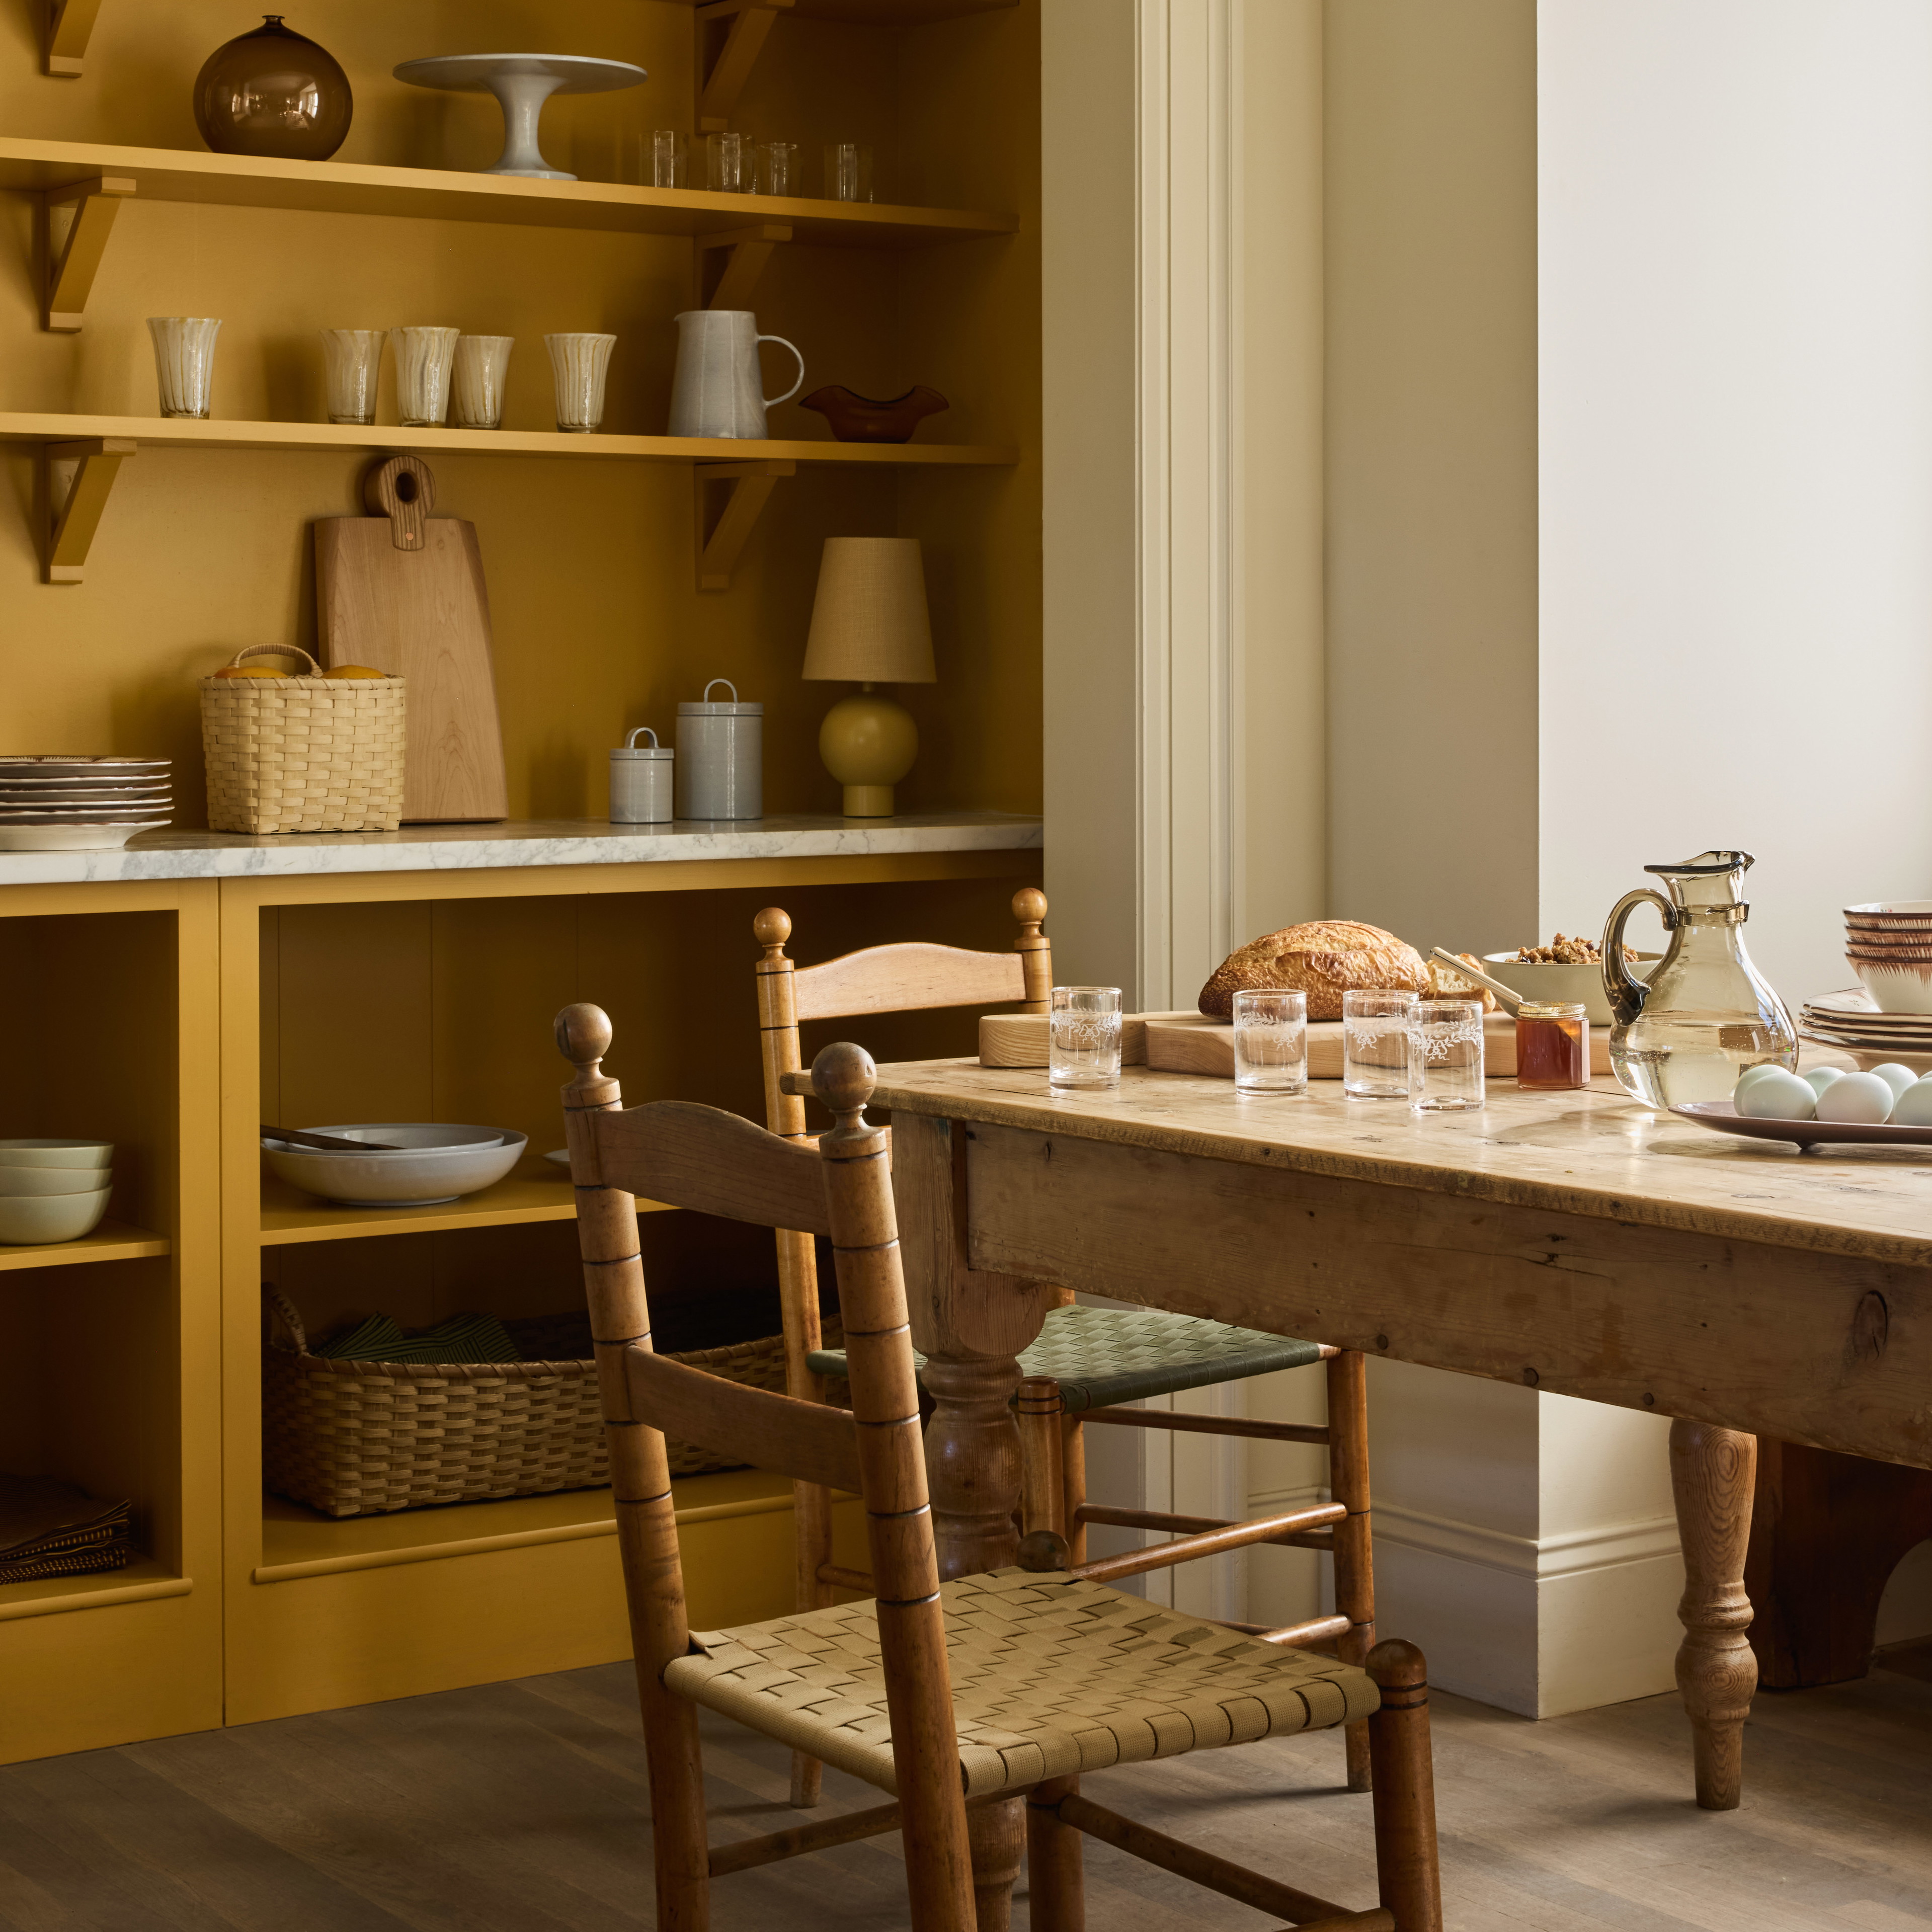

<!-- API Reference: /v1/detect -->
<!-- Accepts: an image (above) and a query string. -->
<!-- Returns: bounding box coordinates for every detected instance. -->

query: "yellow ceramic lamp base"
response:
[818,687,917,819]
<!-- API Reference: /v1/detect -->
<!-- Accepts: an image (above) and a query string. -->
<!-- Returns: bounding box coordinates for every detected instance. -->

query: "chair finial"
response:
[1017,1528,1071,1573]
[812,1040,875,1129]
[753,906,792,956]
[1013,886,1046,929]
[555,1003,613,1085]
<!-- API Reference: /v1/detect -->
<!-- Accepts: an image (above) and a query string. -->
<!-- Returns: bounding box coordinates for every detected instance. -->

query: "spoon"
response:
[1428,948,1522,1013]
[261,1123,404,1152]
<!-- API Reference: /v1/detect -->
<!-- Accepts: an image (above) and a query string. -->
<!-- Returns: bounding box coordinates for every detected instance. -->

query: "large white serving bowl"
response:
[0,1139,113,1168]
[1852,960,1932,1015]
[0,1164,112,1197]
[289,1123,507,1154]
[0,1188,112,1244]
[1481,953,1660,1026]
[262,1128,526,1207]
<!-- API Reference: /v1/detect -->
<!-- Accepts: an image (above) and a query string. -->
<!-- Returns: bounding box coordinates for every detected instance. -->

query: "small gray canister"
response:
[676,679,763,820]
[610,727,674,824]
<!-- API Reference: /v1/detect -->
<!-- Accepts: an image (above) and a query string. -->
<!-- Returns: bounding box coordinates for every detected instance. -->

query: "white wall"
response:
[1539,0,1932,998]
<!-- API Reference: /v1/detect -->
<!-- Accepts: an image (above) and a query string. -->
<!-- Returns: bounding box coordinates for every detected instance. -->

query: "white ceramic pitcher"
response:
[668,310,804,438]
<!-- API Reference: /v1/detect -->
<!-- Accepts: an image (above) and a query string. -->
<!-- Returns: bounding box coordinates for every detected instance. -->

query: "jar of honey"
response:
[1516,1000,1589,1090]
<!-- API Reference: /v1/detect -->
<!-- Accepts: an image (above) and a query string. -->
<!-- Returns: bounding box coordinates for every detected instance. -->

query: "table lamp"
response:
[802,536,936,818]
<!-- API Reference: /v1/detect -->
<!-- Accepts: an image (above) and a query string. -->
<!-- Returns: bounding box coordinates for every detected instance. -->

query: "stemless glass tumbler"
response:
[823,141,873,202]
[318,328,381,425]
[148,316,223,419]
[1232,989,1308,1093]
[1408,998,1486,1113]
[1050,986,1122,1089]
[1342,990,1416,1099]
[546,333,617,432]
[389,326,459,427]
[452,334,514,430]
[650,129,688,187]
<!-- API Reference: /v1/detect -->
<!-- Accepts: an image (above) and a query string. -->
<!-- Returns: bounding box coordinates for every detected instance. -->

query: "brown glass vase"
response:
[194,15,353,163]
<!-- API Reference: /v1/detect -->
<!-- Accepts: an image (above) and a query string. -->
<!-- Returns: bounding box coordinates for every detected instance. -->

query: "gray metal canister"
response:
[609,727,673,824]
[675,679,763,819]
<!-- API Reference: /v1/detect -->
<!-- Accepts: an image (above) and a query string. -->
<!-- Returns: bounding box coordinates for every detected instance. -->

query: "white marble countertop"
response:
[0,812,1043,887]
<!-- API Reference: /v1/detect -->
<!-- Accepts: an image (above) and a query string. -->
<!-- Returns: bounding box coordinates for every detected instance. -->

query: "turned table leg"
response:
[924,1353,1026,1579]
[1669,1418,1757,1811]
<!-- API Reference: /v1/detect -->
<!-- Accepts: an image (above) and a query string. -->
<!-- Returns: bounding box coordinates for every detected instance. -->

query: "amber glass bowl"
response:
[193,15,353,163]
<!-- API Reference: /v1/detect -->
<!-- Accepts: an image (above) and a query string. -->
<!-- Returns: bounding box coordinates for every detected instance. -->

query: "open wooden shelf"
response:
[0,413,1016,464]
[259,1169,674,1245]
[0,137,1017,247]
[0,1555,189,1624]
[255,1468,793,1582]
[0,1218,168,1271]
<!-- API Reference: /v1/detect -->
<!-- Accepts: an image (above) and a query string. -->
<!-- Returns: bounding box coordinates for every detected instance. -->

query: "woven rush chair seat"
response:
[809,1303,1324,1412]
[668,1563,1377,1798]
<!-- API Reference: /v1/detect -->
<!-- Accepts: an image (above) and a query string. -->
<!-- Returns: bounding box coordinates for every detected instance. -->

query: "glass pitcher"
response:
[1601,850,1797,1107]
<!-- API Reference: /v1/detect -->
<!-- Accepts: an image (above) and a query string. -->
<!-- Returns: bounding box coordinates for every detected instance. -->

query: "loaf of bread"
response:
[1423,952,1497,1013]
[1198,920,1427,1021]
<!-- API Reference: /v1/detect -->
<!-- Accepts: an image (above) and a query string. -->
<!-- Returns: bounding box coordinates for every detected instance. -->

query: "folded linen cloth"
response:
[0,1473,134,1585]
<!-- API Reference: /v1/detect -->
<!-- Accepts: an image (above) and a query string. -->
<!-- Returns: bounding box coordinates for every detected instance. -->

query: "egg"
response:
[1733,1064,1788,1102]
[1871,1063,1920,1101]
[1735,1070,1817,1120]
[1893,1079,1932,1127]
[1816,1071,1895,1124]
[1801,1067,1845,1098]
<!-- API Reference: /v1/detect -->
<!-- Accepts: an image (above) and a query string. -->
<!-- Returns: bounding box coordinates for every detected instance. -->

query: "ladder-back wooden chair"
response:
[557,1010,1443,1932]
[753,890,1382,1799]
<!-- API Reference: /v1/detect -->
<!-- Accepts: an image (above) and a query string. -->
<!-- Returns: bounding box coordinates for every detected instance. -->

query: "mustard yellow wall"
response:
[0,1,1040,827]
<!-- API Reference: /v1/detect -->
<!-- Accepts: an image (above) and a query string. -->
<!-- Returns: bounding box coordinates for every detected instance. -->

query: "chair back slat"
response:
[792,940,1024,1023]
[626,1349,862,1492]
[592,1099,831,1234]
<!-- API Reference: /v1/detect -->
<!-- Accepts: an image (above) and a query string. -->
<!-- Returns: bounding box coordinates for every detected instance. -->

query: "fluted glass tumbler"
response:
[452,335,514,430]
[389,326,459,427]
[1050,986,1122,1090]
[1408,998,1486,1113]
[823,141,873,202]
[545,332,617,432]
[650,129,688,187]
[318,328,381,425]
[148,316,222,419]
[1233,989,1308,1093]
[1342,990,1416,1100]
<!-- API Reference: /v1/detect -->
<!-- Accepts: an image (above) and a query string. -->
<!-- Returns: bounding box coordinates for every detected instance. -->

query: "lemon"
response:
[327,664,388,679]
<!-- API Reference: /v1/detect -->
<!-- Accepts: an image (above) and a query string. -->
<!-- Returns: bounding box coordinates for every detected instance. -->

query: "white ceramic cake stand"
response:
[393,54,648,182]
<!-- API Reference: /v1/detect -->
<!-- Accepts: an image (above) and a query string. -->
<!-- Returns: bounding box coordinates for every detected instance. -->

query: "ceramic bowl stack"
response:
[0,757,172,851]
[1798,989,1932,1074]
[0,1141,115,1244]
[261,1124,526,1208]
[1843,901,1932,1016]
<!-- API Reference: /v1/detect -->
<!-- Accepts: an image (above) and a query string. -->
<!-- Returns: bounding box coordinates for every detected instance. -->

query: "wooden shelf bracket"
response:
[697,0,795,132]
[695,459,793,591]
[699,222,792,308]
[41,175,135,331]
[39,437,135,585]
[43,0,103,76]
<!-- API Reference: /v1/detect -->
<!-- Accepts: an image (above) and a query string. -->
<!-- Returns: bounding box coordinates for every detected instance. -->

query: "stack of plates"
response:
[0,757,172,851]
[1799,988,1932,1073]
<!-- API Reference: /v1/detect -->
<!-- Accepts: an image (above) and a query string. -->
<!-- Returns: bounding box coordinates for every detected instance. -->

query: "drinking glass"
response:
[1408,998,1486,1113]
[1050,986,1122,1089]
[451,335,514,430]
[388,326,459,427]
[1232,990,1308,1093]
[546,332,617,432]
[823,141,874,202]
[147,316,222,419]
[1342,990,1416,1099]
[706,131,754,193]
[755,138,798,197]
[318,328,381,425]
[650,129,688,188]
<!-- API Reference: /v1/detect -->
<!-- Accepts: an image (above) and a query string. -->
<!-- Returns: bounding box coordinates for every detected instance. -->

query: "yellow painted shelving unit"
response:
[0,0,1040,1756]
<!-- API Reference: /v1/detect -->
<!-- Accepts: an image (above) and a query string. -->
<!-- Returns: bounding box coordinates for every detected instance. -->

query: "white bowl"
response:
[0,1188,112,1245]
[0,1139,113,1169]
[262,1130,527,1206]
[1852,960,1932,1015]
[0,1164,112,1197]
[282,1123,508,1155]
[1481,953,1661,1027]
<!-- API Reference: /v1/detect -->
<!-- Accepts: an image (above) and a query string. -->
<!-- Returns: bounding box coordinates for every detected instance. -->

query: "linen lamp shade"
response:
[802,538,936,685]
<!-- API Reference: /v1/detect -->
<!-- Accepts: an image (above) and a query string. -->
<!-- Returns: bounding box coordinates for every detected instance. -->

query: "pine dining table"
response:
[793,1052,1932,1817]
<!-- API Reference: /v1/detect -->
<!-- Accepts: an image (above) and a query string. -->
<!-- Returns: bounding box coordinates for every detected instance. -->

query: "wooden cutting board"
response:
[1142,1011,1615,1079]
[314,455,508,823]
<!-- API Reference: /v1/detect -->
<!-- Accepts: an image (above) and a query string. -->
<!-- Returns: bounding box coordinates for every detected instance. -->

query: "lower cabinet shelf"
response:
[0,1220,169,1270]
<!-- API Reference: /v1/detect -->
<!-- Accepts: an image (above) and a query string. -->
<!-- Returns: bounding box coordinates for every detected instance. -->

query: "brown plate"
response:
[1670,1099,1932,1151]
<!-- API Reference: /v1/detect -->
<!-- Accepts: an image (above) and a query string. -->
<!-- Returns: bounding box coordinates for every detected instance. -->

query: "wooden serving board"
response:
[1143,1011,1614,1080]
[978,1011,1158,1068]
[314,455,508,823]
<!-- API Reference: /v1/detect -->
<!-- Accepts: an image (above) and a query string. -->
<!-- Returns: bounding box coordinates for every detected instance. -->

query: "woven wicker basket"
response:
[261,1284,808,1516]
[201,645,406,834]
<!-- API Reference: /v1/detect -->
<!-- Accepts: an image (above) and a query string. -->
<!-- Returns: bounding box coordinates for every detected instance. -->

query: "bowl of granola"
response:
[1482,936,1659,1026]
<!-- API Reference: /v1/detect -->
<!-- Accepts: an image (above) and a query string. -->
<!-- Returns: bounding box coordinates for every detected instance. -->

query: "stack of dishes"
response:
[0,758,171,852]
[0,1141,114,1244]
[1843,901,1932,1016]
[1799,988,1932,1074]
